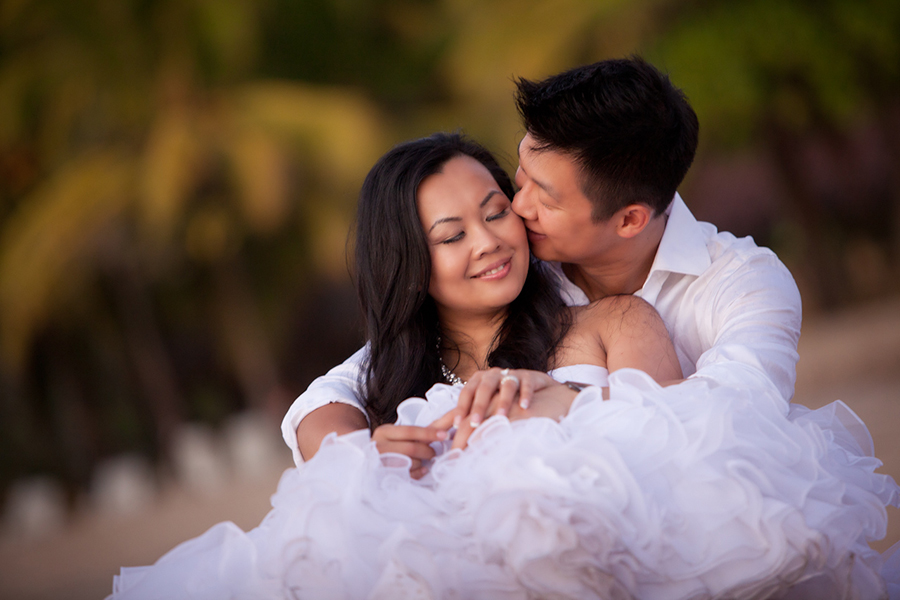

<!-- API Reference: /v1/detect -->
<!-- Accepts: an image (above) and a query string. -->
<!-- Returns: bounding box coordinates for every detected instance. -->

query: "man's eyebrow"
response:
[517,139,556,198]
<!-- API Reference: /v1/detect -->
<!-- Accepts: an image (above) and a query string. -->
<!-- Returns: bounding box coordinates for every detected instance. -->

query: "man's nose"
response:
[512,187,535,220]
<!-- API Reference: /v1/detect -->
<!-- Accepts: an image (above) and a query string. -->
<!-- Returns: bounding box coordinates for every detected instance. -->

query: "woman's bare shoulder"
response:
[578,294,660,327]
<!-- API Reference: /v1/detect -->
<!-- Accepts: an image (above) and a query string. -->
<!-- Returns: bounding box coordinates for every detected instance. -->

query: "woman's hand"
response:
[429,368,558,443]
[444,381,583,450]
[429,368,551,432]
[371,424,447,479]
[458,367,558,426]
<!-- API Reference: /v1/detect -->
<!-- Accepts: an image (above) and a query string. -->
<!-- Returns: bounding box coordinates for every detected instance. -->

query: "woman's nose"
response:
[473,226,502,257]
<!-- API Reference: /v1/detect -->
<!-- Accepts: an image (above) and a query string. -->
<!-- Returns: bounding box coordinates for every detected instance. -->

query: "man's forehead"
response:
[517,133,538,159]
[517,134,572,164]
[518,136,577,174]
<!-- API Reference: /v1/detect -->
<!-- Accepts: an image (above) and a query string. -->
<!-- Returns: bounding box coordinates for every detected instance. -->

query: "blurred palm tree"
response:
[0,0,386,483]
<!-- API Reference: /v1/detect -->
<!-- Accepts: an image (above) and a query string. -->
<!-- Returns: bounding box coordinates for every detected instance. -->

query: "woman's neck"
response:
[438,309,506,382]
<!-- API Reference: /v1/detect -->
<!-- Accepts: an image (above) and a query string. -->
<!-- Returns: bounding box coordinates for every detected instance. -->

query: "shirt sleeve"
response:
[280,345,370,466]
[689,252,802,401]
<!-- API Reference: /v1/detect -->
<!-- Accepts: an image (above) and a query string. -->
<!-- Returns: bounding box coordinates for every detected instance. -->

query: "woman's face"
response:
[417,154,529,321]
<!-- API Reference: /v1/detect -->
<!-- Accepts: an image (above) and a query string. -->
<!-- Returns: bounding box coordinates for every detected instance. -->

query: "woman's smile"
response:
[471,258,512,279]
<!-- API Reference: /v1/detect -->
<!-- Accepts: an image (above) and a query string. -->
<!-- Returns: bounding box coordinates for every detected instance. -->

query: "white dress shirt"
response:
[281,194,802,466]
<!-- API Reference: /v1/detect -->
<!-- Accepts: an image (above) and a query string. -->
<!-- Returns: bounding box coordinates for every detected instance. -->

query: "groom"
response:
[282,57,801,466]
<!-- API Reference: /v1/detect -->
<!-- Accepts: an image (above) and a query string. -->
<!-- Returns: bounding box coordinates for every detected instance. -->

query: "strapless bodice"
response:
[547,363,609,387]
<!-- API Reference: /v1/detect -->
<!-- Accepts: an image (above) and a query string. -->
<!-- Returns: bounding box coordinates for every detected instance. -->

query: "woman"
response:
[109,134,898,599]
[356,132,681,474]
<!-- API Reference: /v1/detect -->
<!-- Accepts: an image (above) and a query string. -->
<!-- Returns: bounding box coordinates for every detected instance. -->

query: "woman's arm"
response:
[592,294,683,382]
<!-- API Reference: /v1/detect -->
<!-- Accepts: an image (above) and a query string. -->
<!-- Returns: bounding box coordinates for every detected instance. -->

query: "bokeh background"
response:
[0,0,899,598]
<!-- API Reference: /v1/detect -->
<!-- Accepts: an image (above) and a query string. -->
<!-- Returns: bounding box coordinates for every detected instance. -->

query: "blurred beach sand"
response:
[1,297,899,600]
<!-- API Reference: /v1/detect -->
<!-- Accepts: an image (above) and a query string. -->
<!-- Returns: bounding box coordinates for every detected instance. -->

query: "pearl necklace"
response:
[437,337,466,385]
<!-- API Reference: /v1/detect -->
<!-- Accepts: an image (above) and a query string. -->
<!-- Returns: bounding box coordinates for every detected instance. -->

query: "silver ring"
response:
[500,374,519,386]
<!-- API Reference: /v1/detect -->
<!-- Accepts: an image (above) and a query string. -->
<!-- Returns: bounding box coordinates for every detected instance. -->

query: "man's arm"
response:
[283,346,448,469]
[691,252,802,400]
[281,346,369,466]
[296,403,369,461]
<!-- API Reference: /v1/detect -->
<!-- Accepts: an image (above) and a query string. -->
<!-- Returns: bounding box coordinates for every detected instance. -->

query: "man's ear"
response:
[615,204,654,239]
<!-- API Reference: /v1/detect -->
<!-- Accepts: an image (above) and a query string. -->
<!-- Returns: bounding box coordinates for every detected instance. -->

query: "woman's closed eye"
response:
[486,207,510,222]
[439,208,508,244]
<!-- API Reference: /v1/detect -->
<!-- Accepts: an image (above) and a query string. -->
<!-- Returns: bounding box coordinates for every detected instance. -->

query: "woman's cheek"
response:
[509,221,528,248]
[435,245,465,281]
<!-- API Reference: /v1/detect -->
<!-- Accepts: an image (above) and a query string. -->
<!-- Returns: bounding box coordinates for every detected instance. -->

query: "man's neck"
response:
[563,215,666,302]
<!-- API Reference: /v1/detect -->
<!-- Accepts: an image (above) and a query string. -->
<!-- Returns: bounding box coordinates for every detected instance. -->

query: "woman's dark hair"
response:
[515,56,699,221]
[356,132,570,428]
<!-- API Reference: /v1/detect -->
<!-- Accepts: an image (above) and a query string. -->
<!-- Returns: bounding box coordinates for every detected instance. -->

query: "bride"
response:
[108,133,899,599]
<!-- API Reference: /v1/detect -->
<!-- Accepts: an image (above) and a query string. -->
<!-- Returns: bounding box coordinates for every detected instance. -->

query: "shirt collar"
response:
[545,193,711,305]
[646,192,711,279]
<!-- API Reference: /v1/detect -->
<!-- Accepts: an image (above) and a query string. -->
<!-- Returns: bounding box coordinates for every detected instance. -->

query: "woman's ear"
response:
[615,204,654,239]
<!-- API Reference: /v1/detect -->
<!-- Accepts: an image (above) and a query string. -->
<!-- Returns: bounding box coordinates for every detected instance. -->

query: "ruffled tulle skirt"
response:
[109,370,900,599]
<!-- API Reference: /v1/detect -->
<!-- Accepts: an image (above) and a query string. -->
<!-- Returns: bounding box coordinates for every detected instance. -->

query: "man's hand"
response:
[431,368,559,432]
[371,424,447,479]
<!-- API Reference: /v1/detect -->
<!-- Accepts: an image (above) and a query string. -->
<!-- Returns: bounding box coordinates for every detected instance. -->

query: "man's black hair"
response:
[515,56,699,220]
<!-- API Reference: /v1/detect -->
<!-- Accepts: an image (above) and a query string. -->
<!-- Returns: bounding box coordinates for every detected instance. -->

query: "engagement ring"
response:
[500,374,519,386]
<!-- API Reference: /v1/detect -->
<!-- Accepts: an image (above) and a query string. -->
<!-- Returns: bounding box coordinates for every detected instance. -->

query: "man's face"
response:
[512,133,617,265]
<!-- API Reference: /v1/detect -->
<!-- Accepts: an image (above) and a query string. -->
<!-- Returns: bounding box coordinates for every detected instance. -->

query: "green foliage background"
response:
[0,0,898,495]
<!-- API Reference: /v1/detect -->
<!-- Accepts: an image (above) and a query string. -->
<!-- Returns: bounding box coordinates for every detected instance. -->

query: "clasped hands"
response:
[372,368,582,479]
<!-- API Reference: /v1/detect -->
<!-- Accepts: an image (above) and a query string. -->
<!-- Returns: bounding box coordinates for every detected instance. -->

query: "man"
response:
[282,57,801,468]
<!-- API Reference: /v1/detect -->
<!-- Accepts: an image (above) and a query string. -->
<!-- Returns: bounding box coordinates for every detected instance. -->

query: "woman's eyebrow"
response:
[480,190,499,207]
[428,216,461,233]
[428,191,502,232]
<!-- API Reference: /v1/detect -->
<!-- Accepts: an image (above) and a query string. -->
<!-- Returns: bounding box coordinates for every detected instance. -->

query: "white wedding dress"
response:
[109,366,900,599]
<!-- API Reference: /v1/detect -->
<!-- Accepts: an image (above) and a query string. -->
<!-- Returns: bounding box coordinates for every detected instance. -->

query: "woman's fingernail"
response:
[453,415,461,428]
[520,398,529,410]
[470,415,481,428]
[436,430,447,440]
[497,408,506,417]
